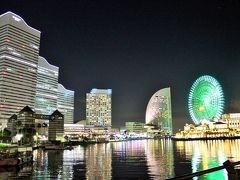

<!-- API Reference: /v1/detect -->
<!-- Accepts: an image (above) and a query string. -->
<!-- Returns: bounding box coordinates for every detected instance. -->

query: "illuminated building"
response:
[188,75,224,124]
[145,87,172,135]
[64,124,85,136]
[0,12,40,128]
[125,122,145,134]
[57,84,74,124]
[7,106,64,142]
[16,106,36,144]
[35,56,59,115]
[222,113,240,130]
[6,114,17,135]
[64,124,116,139]
[175,119,240,139]
[48,110,64,141]
[17,106,35,128]
[86,89,112,127]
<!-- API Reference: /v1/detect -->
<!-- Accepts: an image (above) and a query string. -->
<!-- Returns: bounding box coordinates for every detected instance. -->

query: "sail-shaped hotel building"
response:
[145,87,172,135]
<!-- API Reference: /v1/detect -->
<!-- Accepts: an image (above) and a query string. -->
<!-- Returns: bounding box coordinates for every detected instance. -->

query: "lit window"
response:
[29,44,39,50]
[0,55,37,67]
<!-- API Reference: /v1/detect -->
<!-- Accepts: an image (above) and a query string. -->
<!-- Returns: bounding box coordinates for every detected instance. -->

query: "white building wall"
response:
[35,56,59,115]
[57,84,74,124]
[0,12,40,128]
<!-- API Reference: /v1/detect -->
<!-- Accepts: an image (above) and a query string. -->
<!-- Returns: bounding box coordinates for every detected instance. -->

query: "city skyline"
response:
[1,1,240,132]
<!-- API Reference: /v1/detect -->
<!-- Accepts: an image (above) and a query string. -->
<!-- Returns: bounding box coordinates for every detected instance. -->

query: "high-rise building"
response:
[57,84,74,124]
[0,12,41,128]
[35,56,59,115]
[145,87,172,135]
[86,88,112,127]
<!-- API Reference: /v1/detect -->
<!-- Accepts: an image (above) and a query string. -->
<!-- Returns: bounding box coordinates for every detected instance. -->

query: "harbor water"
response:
[1,139,240,179]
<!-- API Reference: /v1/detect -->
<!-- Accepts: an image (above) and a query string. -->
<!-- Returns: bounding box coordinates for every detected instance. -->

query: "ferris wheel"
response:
[188,75,224,124]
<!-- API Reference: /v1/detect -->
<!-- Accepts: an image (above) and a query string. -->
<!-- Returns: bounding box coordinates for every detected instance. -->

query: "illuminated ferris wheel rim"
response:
[188,75,224,124]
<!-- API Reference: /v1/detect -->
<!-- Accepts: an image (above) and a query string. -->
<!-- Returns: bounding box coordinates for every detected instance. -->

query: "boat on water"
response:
[65,146,74,150]
[43,144,65,150]
[0,146,33,166]
[43,144,74,150]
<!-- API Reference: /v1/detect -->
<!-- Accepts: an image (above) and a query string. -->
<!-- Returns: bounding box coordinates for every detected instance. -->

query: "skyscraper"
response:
[86,88,112,127]
[57,84,74,124]
[0,12,40,128]
[35,56,59,115]
[145,87,172,135]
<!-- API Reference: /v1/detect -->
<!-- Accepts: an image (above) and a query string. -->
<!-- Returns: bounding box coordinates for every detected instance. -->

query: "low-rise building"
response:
[125,122,145,134]
[175,118,239,139]
[222,113,240,129]
[64,124,85,136]
[48,110,64,141]
[7,106,65,142]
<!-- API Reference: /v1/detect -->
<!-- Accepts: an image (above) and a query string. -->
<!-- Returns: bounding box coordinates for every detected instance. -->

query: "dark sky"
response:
[1,0,240,132]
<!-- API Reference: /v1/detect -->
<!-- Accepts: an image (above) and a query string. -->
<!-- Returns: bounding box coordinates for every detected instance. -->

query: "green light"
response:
[188,75,224,124]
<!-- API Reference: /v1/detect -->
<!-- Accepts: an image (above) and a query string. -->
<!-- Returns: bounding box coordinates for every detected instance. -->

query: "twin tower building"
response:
[0,12,74,128]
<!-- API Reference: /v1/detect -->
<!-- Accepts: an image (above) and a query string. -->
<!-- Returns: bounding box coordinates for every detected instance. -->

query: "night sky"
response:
[1,1,240,132]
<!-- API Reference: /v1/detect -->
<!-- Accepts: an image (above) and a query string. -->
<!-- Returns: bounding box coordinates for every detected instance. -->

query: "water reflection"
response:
[85,143,112,179]
[0,163,33,179]
[33,146,86,179]
[111,140,150,179]
[175,139,240,179]
[33,149,64,179]
[145,139,174,179]
[2,139,239,179]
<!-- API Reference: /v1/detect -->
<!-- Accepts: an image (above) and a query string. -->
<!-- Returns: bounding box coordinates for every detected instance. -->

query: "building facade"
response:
[57,84,74,124]
[175,119,239,139]
[222,113,240,130]
[145,87,172,135]
[48,110,64,141]
[86,89,112,127]
[7,106,65,142]
[0,12,41,128]
[125,122,145,134]
[35,56,59,115]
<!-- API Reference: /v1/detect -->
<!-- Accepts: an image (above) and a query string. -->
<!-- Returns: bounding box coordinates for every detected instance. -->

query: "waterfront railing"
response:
[167,160,240,180]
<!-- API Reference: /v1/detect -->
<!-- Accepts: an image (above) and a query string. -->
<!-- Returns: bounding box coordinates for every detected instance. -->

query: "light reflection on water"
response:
[175,139,240,180]
[1,139,240,179]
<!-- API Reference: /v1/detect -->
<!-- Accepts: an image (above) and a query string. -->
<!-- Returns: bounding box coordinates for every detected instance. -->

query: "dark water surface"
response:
[1,139,240,179]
